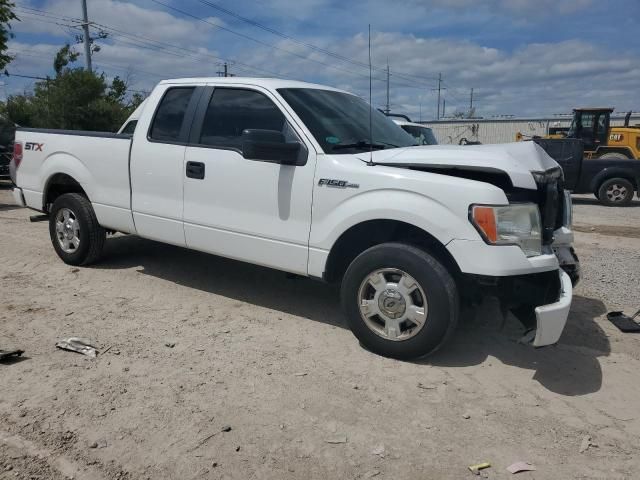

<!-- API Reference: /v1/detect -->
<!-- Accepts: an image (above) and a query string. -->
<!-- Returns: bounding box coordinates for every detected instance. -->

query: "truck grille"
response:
[535,172,565,244]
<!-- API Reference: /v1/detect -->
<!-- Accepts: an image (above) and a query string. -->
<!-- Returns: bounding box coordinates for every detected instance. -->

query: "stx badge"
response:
[318,178,359,189]
[25,142,44,151]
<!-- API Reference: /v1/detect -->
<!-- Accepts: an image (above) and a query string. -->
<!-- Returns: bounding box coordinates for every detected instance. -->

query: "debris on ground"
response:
[468,462,491,475]
[221,425,232,432]
[462,413,471,419]
[364,470,381,478]
[371,444,386,458]
[164,341,176,348]
[607,310,640,332]
[506,461,536,474]
[294,372,308,377]
[326,435,347,444]
[55,338,98,357]
[417,382,437,390]
[579,435,597,453]
[0,349,24,362]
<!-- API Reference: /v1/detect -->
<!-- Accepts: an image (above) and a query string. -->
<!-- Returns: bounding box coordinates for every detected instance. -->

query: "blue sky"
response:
[6,0,640,119]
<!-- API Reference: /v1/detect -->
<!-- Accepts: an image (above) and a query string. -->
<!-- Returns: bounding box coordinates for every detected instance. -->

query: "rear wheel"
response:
[597,152,631,160]
[49,193,105,265]
[596,178,634,206]
[341,243,459,360]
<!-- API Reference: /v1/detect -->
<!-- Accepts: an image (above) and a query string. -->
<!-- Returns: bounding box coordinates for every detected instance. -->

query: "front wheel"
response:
[341,243,459,360]
[597,178,634,206]
[49,193,105,265]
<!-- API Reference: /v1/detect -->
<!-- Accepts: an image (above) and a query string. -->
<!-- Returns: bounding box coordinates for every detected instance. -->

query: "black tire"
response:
[596,178,634,207]
[340,243,459,360]
[597,152,631,160]
[49,193,105,265]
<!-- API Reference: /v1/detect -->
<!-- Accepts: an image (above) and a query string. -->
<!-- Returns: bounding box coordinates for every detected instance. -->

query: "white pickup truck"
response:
[10,77,579,359]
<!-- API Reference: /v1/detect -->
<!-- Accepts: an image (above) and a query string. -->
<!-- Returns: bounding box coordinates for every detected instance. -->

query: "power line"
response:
[18,1,437,90]
[194,0,439,87]
[14,4,284,80]
[14,2,443,97]
[149,0,394,85]
[6,72,49,81]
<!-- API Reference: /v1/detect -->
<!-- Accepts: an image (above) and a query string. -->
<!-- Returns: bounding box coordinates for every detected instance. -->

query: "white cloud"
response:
[5,0,638,119]
[13,0,224,48]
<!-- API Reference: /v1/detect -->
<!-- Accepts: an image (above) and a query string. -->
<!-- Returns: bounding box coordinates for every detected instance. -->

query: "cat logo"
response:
[609,133,623,142]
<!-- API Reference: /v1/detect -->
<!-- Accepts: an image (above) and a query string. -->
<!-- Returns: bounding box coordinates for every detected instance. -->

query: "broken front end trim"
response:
[464,269,572,347]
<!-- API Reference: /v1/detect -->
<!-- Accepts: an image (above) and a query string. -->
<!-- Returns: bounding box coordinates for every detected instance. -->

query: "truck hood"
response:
[358,141,559,190]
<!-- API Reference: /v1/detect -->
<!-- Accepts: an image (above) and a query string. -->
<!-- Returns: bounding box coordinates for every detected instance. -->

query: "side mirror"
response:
[241,129,302,165]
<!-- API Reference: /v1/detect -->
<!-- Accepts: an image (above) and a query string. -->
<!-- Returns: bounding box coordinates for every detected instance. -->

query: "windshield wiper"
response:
[331,140,387,151]
[376,140,401,148]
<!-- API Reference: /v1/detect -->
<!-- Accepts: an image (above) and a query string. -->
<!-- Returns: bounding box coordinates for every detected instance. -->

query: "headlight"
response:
[470,203,542,257]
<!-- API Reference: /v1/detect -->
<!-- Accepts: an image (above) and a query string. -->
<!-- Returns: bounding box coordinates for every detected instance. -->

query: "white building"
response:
[421,113,640,145]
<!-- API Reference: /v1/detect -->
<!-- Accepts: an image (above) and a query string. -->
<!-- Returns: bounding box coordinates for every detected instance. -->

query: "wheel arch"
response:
[590,168,639,194]
[322,219,462,283]
[43,172,90,212]
[594,146,634,159]
[39,153,95,211]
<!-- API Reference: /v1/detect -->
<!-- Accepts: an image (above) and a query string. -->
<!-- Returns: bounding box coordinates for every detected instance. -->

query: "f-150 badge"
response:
[318,178,359,188]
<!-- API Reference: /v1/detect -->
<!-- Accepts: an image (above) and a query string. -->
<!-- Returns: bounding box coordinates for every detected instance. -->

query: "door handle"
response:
[186,161,205,179]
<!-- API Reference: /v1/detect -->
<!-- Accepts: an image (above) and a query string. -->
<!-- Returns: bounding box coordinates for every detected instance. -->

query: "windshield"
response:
[401,125,438,145]
[278,88,417,153]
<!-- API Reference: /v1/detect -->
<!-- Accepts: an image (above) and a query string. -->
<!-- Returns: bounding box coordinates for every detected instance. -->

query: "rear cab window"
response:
[121,120,137,135]
[149,87,196,142]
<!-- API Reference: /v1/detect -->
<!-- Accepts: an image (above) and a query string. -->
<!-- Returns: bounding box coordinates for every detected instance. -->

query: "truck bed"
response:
[15,127,134,233]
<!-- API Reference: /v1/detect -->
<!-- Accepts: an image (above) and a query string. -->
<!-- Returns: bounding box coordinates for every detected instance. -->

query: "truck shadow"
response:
[98,235,609,396]
[99,234,344,327]
[428,295,609,396]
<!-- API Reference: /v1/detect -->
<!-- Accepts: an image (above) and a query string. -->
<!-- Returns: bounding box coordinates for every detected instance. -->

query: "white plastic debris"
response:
[56,337,98,357]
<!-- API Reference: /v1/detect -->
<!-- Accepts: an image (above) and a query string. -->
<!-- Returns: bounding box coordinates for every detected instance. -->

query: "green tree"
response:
[4,44,146,131]
[53,43,79,75]
[0,0,18,73]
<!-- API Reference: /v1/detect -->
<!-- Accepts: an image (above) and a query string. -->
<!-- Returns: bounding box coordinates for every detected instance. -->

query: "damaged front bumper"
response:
[464,268,573,348]
[531,270,572,346]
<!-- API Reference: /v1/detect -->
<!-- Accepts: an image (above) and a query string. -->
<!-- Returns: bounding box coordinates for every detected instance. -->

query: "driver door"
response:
[182,86,316,275]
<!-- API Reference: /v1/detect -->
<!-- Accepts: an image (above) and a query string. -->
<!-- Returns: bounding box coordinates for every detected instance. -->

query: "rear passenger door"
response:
[182,86,316,274]
[130,85,202,246]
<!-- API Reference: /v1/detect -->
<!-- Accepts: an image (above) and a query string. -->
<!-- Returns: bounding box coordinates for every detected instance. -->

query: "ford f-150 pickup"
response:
[10,77,578,359]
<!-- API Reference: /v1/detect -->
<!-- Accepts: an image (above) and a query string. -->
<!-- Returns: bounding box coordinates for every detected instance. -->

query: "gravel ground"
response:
[572,194,640,310]
[1,181,639,480]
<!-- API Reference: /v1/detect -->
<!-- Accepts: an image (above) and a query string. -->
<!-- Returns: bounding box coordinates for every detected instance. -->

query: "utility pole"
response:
[385,60,390,114]
[442,98,446,118]
[469,88,474,117]
[435,73,443,120]
[81,0,92,72]
[217,62,230,77]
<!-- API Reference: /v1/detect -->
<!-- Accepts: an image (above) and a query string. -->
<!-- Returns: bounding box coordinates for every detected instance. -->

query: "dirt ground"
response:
[1,182,639,480]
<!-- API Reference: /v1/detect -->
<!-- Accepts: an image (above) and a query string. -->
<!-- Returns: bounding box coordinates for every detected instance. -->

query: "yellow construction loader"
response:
[517,108,640,159]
